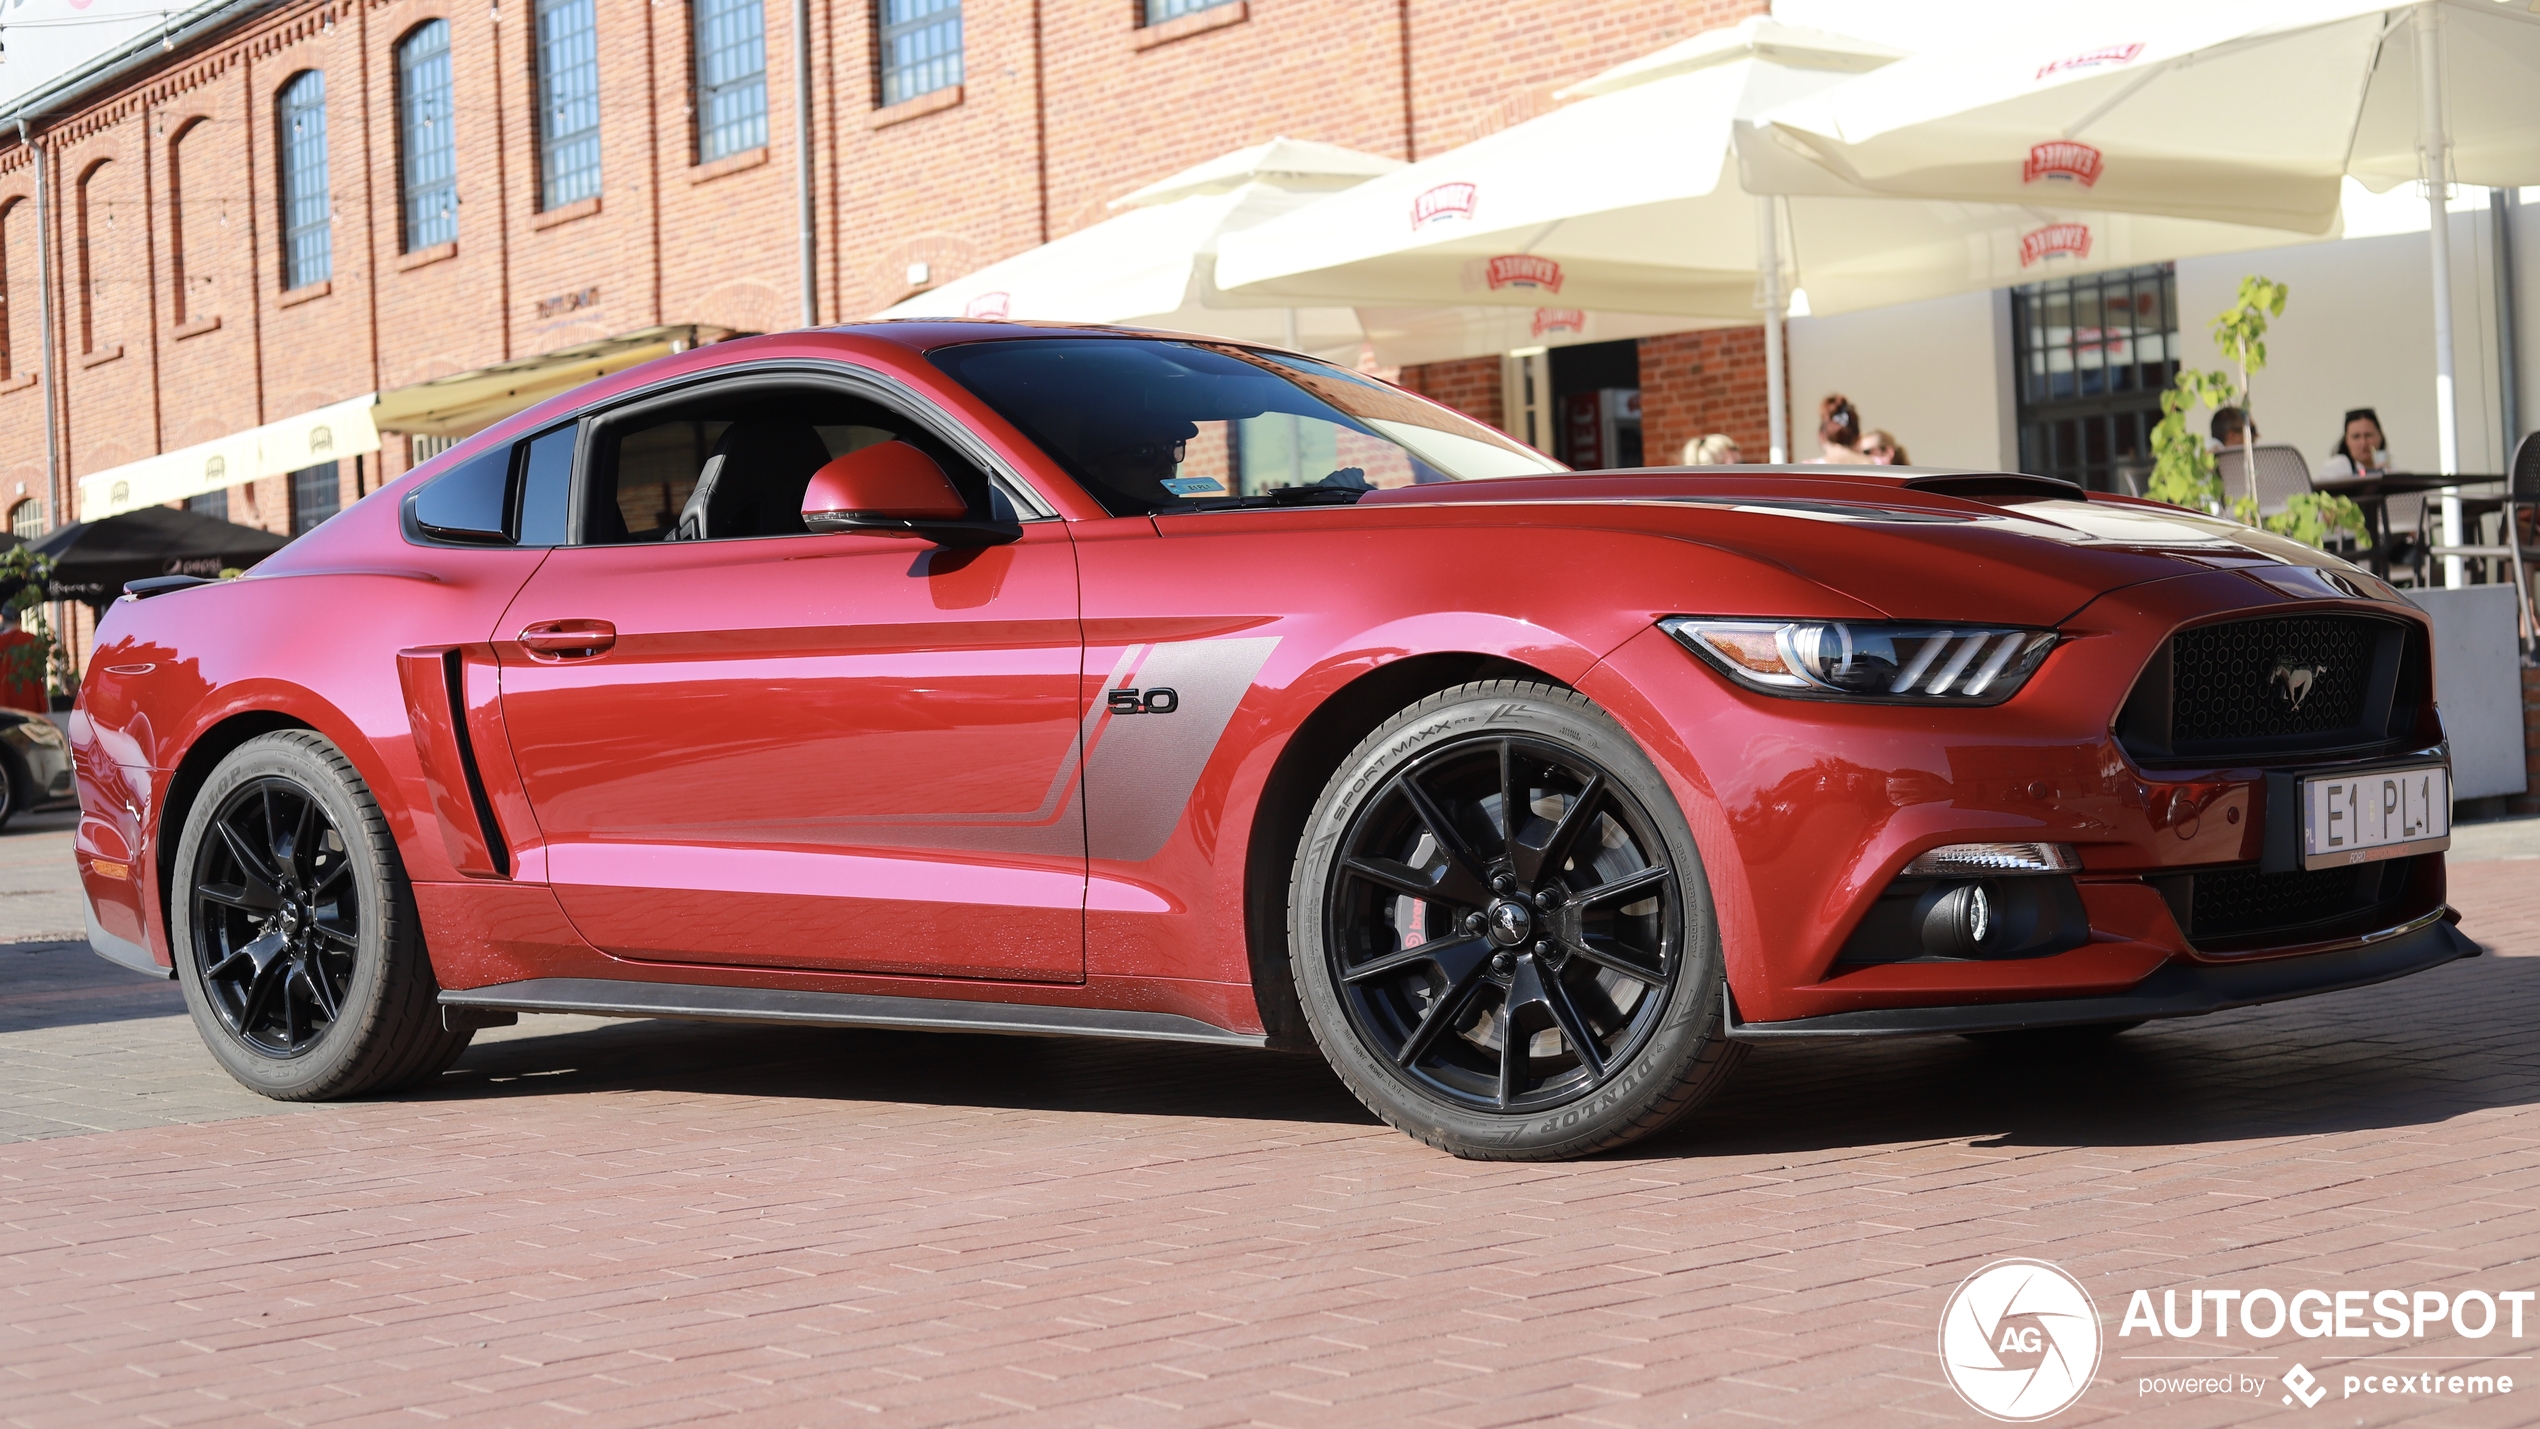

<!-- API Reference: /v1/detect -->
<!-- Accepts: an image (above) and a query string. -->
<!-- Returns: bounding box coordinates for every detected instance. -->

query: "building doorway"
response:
[2012,264,2180,494]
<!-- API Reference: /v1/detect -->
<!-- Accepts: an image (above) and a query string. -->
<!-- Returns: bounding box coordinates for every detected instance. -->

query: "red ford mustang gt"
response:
[70,322,2471,1159]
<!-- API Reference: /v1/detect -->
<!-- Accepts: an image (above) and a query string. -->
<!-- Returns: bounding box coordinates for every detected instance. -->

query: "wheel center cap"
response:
[1485,899,1534,948]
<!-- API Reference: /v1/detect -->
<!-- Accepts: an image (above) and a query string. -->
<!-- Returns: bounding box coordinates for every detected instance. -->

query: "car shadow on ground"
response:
[1653,951,2529,1158]
[14,937,2536,1151]
[417,1015,1386,1127]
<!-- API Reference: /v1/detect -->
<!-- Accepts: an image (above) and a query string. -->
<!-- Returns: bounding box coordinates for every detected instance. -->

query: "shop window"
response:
[2012,263,2179,494]
[877,0,960,107]
[536,0,603,209]
[186,489,229,523]
[695,0,767,160]
[291,461,340,535]
[398,21,458,251]
[278,71,331,290]
[1548,339,1642,469]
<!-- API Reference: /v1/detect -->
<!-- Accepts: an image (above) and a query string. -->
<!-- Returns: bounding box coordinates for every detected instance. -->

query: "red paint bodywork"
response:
[72,323,2452,1037]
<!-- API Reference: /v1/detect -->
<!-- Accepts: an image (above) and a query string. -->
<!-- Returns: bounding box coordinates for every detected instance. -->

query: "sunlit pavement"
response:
[4,818,2539,1427]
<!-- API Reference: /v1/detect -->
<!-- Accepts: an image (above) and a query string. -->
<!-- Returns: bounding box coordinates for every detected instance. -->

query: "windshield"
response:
[928,338,1566,517]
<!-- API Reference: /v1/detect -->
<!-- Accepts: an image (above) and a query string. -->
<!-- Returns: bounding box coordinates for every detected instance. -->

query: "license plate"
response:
[2301,763,2451,870]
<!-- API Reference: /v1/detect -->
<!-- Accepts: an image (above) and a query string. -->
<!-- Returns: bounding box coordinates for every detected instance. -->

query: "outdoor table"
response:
[2308,471,2502,579]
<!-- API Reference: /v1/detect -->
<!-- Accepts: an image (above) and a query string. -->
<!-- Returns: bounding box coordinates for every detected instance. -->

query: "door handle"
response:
[518,619,616,660]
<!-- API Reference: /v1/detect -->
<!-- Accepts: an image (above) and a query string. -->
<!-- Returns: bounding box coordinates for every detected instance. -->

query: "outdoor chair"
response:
[2425,430,2540,653]
[2216,443,2314,520]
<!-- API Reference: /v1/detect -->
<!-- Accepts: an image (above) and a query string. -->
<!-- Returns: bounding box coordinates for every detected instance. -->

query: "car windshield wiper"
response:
[1174,475,1375,512]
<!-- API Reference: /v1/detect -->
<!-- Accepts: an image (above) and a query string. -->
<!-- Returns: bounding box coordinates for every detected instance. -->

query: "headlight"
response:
[1662,618,2056,704]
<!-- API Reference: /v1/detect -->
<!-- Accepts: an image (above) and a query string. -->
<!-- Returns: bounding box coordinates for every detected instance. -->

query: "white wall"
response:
[1786,289,2009,469]
[2175,209,2512,478]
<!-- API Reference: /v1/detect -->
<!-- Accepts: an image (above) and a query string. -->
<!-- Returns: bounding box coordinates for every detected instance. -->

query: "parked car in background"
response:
[0,708,74,829]
[68,323,2473,1159]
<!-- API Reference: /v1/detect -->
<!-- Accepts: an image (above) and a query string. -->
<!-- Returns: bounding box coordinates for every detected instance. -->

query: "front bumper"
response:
[1723,908,2475,1038]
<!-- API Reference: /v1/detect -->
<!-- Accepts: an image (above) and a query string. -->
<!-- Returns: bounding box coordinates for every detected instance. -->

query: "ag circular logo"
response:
[1938,1258,2102,1421]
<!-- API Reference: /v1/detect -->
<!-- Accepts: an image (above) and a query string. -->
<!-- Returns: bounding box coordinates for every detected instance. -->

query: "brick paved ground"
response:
[4,820,2540,1426]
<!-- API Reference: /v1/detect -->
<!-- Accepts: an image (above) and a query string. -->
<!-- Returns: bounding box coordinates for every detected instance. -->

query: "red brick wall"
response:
[1398,354,1502,431]
[1638,325,1774,466]
[0,0,1774,550]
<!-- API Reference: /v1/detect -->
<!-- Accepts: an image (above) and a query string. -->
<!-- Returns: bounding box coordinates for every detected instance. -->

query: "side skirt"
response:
[440,977,1270,1049]
[1725,910,2478,1039]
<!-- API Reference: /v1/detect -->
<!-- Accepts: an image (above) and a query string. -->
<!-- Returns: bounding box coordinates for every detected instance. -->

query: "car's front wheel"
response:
[171,730,471,1099]
[1290,681,1744,1160]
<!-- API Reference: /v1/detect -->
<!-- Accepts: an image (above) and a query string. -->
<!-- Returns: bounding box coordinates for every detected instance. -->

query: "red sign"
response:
[2036,42,2143,81]
[2019,223,2093,267]
[964,292,1010,319]
[1411,182,1478,229]
[1531,308,1585,337]
[1485,255,1563,293]
[2023,141,2104,186]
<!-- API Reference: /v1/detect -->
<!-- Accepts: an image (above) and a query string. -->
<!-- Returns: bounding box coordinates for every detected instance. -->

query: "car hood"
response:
[1358,469,2407,626]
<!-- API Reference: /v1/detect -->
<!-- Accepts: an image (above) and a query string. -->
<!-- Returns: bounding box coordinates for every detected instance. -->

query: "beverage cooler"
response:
[1561,389,1642,470]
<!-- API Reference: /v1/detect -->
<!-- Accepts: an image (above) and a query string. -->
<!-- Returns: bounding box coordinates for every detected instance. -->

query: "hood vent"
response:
[1900,473,2085,504]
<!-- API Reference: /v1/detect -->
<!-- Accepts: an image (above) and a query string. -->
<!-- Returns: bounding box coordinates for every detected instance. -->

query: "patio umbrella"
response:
[1214,17,2322,460]
[1749,0,2540,567]
[874,137,1698,368]
[29,507,291,606]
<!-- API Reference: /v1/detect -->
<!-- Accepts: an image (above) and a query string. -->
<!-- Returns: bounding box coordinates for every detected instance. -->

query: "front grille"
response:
[2171,615,2374,744]
[2154,857,2419,951]
[2118,611,2418,764]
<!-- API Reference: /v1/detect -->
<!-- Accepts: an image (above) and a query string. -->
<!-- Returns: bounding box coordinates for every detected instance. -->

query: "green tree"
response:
[0,547,67,698]
[2145,275,2365,548]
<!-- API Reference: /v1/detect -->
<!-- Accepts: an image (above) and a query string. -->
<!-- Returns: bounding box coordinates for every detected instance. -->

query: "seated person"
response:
[2316,407,2389,480]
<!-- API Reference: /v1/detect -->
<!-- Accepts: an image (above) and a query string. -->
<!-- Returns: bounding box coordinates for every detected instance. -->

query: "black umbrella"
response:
[29,507,292,606]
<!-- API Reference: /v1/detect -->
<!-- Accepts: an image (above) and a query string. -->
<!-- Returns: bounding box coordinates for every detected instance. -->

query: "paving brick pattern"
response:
[2,851,2538,1426]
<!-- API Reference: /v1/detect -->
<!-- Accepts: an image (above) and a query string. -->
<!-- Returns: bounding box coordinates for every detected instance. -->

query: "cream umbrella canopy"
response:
[877,138,1695,369]
[1214,17,2325,459]
[1751,0,2540,575]
[877,138,1390,360]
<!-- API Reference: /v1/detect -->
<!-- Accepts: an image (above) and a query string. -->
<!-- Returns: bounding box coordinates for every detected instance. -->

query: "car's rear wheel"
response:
[0,746,23,832]
[171,730,471,1099]
[1291,681,1744,1160]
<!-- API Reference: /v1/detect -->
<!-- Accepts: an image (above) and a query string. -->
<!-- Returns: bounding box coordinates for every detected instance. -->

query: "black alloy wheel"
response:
[1328,735,1677,1113]
[171,731,471,1100]
[1292,681,1742,1160]
[189,777,361,1056]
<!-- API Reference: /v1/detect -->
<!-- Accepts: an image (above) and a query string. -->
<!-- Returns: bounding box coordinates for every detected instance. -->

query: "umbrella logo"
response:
[1531,308,1584,337]
[964,292,1010,320]
[2023,142,2103,188]
[2035,42,2143,82]
[2019,223,2093,267]
[1938,1259,2101,1421]
[1411,182,1478,230]
[1484,255,1562,293]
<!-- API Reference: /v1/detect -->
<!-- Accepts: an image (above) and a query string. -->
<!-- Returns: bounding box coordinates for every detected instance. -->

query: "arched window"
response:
[535,0,602,209]
[76,160,112,354]
[277,70,331,290]
[878,0,960,107]
[694,0,765,162]
[397,22,457,251]
[0,197,17,381]
[7,499,40,540]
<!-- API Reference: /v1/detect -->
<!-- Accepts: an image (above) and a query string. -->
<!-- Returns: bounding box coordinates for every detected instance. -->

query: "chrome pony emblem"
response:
[2269,658,2323,712]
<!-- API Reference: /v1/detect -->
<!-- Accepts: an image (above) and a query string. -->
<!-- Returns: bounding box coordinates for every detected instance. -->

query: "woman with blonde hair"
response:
[1682,433,1742,465]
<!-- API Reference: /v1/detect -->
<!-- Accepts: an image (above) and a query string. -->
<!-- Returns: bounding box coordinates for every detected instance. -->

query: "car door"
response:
[492,367,1090,981]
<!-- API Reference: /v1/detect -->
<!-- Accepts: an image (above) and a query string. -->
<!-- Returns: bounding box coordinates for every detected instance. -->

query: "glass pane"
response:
[537,0,602,209]
[879,0,962,106]
[399,22,456,251]
[279,71,330,289]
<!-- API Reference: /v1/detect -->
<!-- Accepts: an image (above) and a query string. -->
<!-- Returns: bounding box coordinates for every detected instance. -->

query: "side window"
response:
[575,384,1021,545]
[405,423,576,545]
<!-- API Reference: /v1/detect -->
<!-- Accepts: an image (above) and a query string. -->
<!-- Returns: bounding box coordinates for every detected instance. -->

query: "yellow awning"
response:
[372,324,737,439]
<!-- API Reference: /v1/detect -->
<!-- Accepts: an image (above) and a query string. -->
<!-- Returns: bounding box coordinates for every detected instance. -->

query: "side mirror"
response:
[801,441,1021,547]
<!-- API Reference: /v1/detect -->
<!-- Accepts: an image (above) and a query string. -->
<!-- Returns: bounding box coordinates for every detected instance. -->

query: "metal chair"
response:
[2426,430,2540,652]
[2215,442,2315,520]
